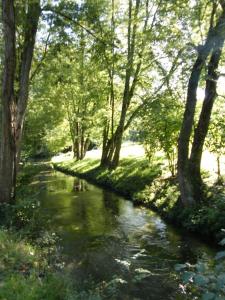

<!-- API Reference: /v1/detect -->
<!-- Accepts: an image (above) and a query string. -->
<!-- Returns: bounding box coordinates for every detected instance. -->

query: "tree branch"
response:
[42,6,118,49]
[30,30,51,81]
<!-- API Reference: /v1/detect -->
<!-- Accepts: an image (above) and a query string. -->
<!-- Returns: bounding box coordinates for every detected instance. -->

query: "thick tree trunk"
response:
[101,112,126,169]
[0,0,40,203]
[83,137,90,158]
[0,0,16,203]
[178,55,213,206]
[15,0,40,169]
[177,6,225,206]
[73,123,89,160]
[101,124,110,166]
[110,125,124,169]
[189,42,224,198]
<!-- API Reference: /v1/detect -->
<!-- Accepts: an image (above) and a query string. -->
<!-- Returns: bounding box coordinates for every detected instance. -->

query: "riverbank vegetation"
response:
[0,164,71,299]
[1,0,225,299]
[54,154,225,243]
[0,229,70,300]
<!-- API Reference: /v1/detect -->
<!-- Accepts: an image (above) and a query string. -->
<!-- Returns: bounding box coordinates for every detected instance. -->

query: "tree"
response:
[206,99,225,182]
[61,43,107,160]
[178,0,225,205]
[0,0,41,203]
[138,92,182,177]
[97,0,163,169]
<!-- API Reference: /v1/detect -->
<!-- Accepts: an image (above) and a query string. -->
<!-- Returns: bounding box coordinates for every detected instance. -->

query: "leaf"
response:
[175,264,186,271]
[219,238,225,246]
[196,262,206,273]
[216,274,225,289]
[193,274,209,286]
[215,251,225,260]
[182,271,194,284]
[202,292,215,300]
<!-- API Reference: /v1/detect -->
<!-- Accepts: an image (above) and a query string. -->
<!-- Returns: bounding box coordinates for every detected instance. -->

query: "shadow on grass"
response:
[54,158,225,243]
[55,157,162,198]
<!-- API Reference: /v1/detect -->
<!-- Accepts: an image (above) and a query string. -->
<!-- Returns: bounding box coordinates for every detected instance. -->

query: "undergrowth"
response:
[0,229,71,300]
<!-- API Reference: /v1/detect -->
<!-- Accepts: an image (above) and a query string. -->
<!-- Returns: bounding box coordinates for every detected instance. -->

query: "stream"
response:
[31,169,215,299]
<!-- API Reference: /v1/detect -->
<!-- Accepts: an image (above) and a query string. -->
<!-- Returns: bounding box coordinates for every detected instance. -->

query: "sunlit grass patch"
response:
[54,153,225,243]
[0,229,72,300]
[54,155,162,199]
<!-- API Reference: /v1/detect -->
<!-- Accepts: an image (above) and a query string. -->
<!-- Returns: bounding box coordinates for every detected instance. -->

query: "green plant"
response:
[175,235,225,300]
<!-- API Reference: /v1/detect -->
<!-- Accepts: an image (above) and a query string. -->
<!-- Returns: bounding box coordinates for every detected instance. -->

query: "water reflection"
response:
[33,171,215,299]
[102,189,120,215]
[73,178,88,192]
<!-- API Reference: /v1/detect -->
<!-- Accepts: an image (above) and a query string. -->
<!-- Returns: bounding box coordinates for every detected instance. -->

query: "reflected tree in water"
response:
[73,178,88,192]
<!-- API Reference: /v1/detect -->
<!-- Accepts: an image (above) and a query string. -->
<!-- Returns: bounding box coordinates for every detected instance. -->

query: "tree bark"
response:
[217,156,221,181]
[0,0,40,203]
[15,0,41,168]
[0,0,16,203]
[189,42,225,198]
[177,5,225,206]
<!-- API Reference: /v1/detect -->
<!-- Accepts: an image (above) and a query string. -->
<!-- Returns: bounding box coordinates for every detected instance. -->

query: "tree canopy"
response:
[0,0,225,206]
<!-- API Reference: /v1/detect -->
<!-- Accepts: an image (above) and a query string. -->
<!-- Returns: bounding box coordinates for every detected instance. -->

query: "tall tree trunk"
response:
[73,122,80,160]
[101,122,110,166]
[100,0,115,168]
[101,0,142,169]
[110,103,128,168]
[217,156,221,181]
[0,0,16,203]
[189,41,225,198]
[0,0,40,203]
[83,137,90,159]
[15,0,40,169]
[177,4,225,206]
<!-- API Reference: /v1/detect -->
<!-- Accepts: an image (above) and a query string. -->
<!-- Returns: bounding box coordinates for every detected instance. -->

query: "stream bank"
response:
[15,168,217,299]
[0,162,222,299]
[53,158,225,244]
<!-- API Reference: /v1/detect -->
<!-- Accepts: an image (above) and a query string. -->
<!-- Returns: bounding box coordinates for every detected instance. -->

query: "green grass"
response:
[17,162,52,187]
[54,157,225,243]
[54,157,162,198]
[0,229,74,300]
[0,162,74,299]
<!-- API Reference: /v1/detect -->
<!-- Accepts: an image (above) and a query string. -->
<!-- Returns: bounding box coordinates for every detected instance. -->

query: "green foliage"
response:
[55,156,162,198]
[0,164,54,241]
[0,229,71,300]
[175,236,225,300]
[23,52,72,158]
[169,187,225,241]
[206,100,225,181]
[137,92,182,176]
[55,156,225,243]
[134,176,180,213]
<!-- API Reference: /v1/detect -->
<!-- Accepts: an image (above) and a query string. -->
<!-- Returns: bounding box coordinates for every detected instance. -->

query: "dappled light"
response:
[0,0,225,298]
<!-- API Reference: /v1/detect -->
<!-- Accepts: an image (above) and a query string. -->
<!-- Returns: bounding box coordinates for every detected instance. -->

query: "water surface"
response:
[33,170,214,299]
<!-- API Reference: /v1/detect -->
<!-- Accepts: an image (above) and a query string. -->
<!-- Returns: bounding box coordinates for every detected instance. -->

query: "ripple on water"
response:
[33,171,215,299]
